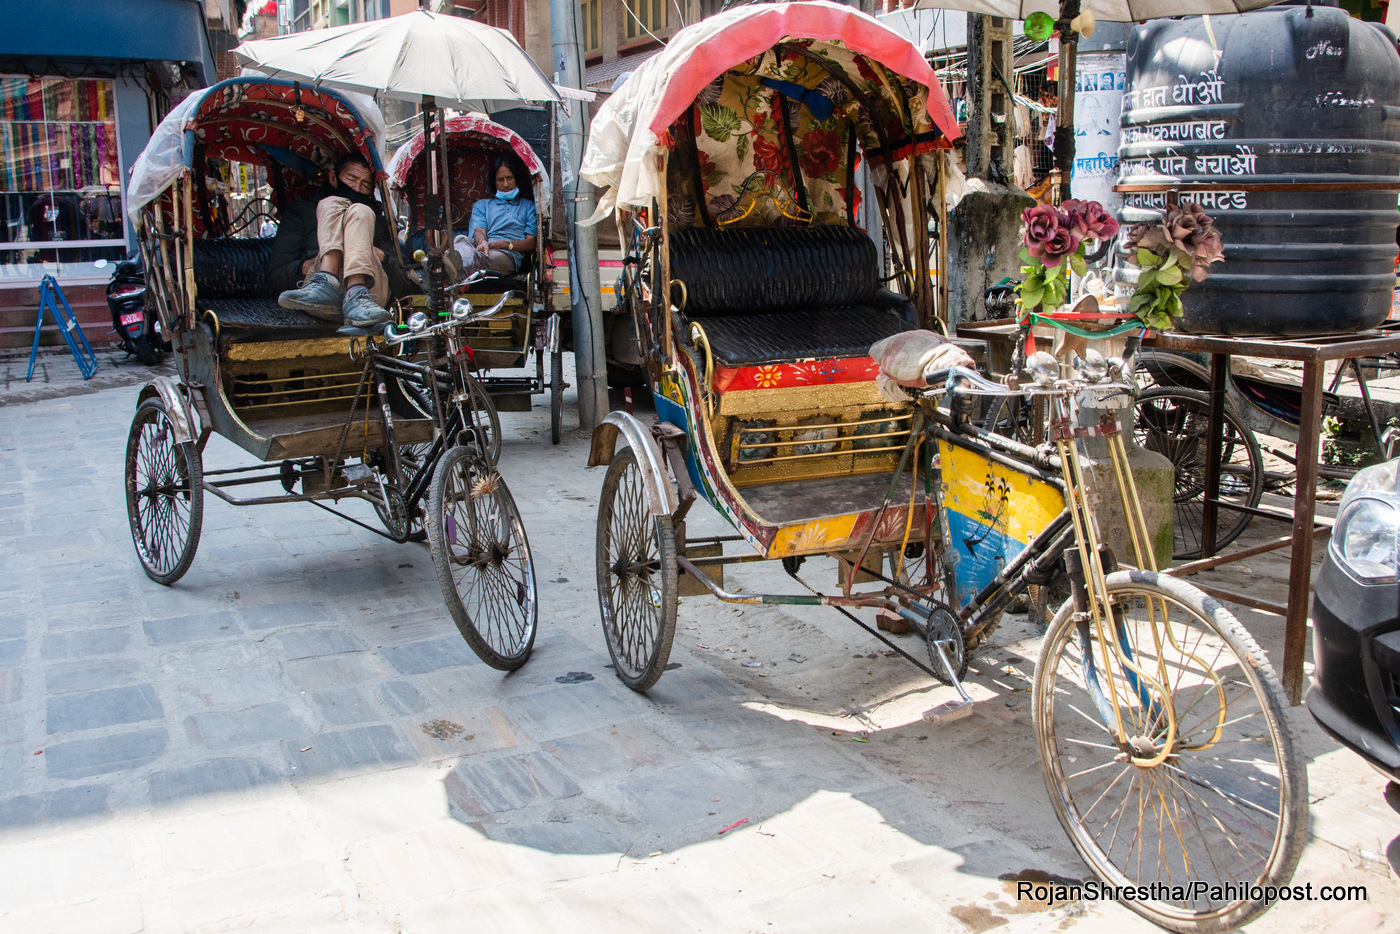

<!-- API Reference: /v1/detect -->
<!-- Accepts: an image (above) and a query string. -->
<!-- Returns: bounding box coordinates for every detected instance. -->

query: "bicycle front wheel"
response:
[427,445,537,670]
[1033,570,1305,933]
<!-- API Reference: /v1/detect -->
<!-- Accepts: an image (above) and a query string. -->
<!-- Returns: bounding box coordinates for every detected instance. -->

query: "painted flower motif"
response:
[752,134,790,174]
[697,149,721,190]
[853,54,881,84]
[836,185,863,217]
[798,127,842,178]
[752,365,783,388]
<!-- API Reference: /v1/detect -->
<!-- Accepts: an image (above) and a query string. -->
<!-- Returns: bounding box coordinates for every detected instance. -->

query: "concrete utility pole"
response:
[947,13,1032,327]
[549,0,608,430]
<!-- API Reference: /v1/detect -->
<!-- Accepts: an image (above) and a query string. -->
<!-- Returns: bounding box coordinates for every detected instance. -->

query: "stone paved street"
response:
[0,351,1396,933]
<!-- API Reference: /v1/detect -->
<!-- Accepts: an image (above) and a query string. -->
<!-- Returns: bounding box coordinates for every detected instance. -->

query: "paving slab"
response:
[0,364,1397,933]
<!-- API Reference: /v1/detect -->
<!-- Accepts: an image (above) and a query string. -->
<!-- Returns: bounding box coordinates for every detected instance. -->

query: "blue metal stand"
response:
[27,275,99,382]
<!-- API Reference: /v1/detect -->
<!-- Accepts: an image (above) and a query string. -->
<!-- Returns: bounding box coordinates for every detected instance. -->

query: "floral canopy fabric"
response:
[664,40,949,230]
[581,1,959,226]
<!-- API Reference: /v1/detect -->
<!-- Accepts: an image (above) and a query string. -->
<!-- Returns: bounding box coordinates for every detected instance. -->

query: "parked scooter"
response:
[106,255,168,365]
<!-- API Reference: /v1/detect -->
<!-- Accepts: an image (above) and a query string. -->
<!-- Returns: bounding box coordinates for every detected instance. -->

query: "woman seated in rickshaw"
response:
[450,151,537,279]
[272,153,414,328]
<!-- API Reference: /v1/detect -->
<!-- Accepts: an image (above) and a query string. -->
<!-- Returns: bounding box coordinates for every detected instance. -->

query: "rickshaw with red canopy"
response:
[579,4,1306,930]
[121,76,539,671]
[386,113,566,443]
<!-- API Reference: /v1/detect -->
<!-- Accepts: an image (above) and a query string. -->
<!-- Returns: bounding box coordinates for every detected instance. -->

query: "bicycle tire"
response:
[125,396,203,585]
[1033,570,1306,933]
[596,446,678,692]
[1133,387,1264,559]
[426,446,537,670]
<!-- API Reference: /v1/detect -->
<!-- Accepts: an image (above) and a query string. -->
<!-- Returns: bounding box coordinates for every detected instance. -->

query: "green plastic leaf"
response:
[1157,264,1183,286]
[1137,247,1158,267]
[1137,268,1158,289]
[1069,252,1088,277]
[700,104,742,142]
[1020,248,1034,265]
[1020,286,1044,309]
[1129,292,1152,313]
[1160,250,1178,270]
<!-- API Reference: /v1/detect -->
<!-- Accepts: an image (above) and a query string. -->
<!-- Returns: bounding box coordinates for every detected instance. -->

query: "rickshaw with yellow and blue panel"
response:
[579,5,1307,930]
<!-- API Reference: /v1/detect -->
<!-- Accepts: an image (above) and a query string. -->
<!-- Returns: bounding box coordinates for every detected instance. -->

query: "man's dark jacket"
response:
[266,195,415,298]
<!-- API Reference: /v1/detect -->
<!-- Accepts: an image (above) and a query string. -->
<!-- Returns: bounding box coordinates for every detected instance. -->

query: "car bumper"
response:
[1309,553,1400,780]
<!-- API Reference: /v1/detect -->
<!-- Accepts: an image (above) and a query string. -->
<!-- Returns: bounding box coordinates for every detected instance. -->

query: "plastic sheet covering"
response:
[579,0,959,224]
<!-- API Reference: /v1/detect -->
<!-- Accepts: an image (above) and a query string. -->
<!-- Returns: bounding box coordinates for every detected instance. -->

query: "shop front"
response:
[0,0,214,351]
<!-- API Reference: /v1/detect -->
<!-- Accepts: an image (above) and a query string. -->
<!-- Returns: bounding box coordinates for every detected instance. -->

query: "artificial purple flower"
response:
[1031,225,1082,266]
[1066,199,1120,241]
[1021,204,1067,249]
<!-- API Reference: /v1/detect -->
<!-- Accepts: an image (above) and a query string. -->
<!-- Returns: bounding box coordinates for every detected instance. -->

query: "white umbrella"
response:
[233,8,561,112]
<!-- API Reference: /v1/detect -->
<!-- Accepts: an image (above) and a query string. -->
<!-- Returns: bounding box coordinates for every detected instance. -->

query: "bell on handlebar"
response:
[1072,348,1109,383]
[1025,351,1060,388]
[408,311,430,332]
[451,297,475,320]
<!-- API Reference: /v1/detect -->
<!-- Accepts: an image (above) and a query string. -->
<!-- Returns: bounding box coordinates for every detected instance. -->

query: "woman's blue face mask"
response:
[496,188,519,201]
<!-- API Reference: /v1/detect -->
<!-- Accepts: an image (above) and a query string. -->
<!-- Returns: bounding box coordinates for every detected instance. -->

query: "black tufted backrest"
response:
[668,225,879,318]
[193,238,275,300]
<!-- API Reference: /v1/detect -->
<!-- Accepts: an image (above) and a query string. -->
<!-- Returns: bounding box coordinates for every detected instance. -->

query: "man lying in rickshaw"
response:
[450,152,537,279]
[271,152,414,329]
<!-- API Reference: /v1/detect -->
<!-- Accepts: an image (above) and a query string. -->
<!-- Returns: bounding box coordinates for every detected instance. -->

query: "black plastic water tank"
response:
[1118,7,1400,336]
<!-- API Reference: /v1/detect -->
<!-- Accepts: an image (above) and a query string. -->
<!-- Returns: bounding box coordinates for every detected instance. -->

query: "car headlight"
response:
[1331,494,1400,583]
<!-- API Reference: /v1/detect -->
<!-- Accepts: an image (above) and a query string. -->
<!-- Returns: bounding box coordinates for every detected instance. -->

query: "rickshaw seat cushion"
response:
[193,238,276,299]
[197,298,337,337]
[670,225,879,318]
[695,307,914,368]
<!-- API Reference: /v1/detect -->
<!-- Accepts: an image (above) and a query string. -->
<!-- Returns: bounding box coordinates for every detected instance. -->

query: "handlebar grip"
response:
[923,367,953,388]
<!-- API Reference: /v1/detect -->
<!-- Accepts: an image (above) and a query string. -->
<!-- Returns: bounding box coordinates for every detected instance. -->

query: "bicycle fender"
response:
[587,411,679,517]
[137,376,196,446]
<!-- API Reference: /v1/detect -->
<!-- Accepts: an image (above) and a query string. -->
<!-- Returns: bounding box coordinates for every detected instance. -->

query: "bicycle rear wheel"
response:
[1133,387,1263,559]
[1033,570,1305,933]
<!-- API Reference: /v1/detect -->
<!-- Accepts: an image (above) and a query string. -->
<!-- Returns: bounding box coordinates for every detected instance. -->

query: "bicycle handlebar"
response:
[382,290,519,346]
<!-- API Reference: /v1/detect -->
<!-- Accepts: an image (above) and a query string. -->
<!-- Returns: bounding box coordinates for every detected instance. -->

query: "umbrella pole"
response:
[1055,0,1081,204]
[420,96,449,318]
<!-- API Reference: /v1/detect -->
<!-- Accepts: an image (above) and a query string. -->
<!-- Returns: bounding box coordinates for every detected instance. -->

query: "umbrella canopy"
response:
[908,0,1278,19]
[233,8,561,112]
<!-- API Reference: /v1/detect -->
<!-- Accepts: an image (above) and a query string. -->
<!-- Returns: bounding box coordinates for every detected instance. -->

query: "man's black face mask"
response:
[333,180,378,209]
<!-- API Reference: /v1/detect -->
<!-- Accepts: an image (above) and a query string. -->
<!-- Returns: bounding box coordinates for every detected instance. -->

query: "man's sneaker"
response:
[341,285,392,329]
[279,271,342,320]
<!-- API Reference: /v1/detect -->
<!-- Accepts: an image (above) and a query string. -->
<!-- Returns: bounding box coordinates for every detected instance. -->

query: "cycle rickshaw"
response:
[122,77,538,669]
[580,4,1304,928]
[386,113,568,444]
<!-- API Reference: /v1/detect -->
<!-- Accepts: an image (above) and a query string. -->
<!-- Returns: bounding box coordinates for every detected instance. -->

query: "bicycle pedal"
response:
[342,463,374,485]
[922,697,975,724]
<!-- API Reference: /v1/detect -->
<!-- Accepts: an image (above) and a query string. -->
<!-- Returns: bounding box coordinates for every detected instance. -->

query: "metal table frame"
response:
[1145,328,1400,705]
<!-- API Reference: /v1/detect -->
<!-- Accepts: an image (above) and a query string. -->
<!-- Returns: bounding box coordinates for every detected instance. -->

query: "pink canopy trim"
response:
[386,113,544,189]
[645,4,959,141]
